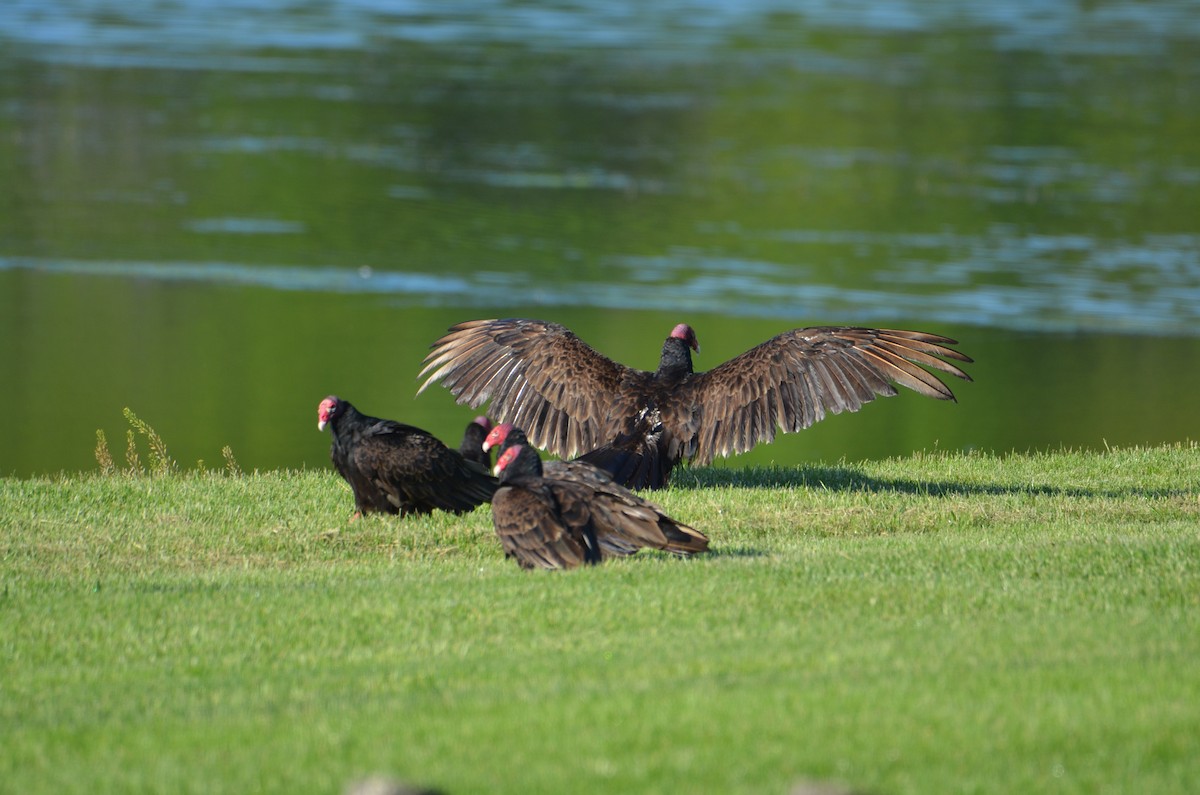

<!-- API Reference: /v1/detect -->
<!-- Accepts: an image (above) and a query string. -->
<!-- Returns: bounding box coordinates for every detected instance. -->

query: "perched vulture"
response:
[484,422,709,559]
[317,395,496,518]
[490,443,709,570]
[459,415,494,468]
[418,318,973,489]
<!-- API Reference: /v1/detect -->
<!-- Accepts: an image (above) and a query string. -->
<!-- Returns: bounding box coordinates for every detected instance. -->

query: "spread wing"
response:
[418,318,647,460]
[490,485,599,569]
[676,327,973,465]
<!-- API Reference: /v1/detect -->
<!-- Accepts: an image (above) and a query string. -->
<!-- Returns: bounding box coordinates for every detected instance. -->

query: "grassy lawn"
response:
[2,445,1198,794]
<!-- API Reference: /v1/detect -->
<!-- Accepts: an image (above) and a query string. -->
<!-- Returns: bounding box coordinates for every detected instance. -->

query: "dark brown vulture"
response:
[458,415,493,468]
[418,318,973,489]
[490,443,709,570]
[317,396,496,519]
[484,422,709,559]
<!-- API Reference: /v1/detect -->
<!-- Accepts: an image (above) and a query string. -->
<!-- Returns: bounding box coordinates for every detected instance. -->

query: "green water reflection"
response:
[4,269,1197,476]
[1,3,1199,475]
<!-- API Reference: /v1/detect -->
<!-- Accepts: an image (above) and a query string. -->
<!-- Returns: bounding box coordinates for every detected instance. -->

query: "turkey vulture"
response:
[483,422,709,558]
[490,443,708,570]
[418,318,973,489]
[317,395,496,518]
[459,415,493,468]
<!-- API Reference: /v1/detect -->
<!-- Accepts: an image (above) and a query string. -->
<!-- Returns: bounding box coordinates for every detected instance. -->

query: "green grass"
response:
[2,445,1199,794]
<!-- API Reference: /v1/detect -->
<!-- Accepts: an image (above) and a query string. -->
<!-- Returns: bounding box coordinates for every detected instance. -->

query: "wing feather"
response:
[543,464,709,556]
[856,346,954,399]
[491,486,594,570]
[679,327,972,465]
[418,319,643,459]
[875,333,973,377]
[350,429,494,515]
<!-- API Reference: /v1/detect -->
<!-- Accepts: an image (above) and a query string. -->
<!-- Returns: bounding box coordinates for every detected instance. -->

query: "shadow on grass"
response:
[672,464,1189,500]
[700,544,769,560]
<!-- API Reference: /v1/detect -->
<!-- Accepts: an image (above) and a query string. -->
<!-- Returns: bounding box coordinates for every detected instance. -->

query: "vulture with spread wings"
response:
[418,318,972,489]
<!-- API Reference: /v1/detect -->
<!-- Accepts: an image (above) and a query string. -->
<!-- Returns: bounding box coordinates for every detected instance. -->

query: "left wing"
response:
[673,327,972,465]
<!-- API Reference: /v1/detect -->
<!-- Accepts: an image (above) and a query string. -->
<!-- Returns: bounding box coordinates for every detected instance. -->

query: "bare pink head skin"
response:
[670,323,700,353]
[483,422,515,452]
[317,396,338,431]
[473,416,493,432]
[494,444,523,476]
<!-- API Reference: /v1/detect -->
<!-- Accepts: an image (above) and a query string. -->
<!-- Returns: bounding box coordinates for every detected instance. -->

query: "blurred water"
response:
[5,2,1200,57]
[2,1,1199,475]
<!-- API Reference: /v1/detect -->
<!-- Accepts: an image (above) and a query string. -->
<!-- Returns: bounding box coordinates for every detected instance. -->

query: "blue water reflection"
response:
[6,2,1200,57]
[6,219,1196,336]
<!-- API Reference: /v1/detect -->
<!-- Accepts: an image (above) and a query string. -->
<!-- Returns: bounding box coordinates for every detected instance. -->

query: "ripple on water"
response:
[2,1,1198,69]
[3,243,1198,337]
